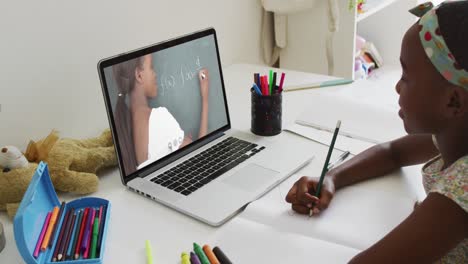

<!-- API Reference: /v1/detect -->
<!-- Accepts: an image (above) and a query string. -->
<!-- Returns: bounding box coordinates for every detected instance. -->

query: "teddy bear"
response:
[0,129,117,218]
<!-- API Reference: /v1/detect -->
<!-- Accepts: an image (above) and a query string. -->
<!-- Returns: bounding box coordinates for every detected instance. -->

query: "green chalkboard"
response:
[104,35,228,141]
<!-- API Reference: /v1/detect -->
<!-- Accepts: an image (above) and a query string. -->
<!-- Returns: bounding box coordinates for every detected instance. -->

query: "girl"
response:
[285,1,468,263]
[113,54,209,174]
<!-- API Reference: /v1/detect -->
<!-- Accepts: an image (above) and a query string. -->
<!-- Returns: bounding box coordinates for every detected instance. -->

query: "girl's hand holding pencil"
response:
[286,120,344,216]
[285,175,336,216]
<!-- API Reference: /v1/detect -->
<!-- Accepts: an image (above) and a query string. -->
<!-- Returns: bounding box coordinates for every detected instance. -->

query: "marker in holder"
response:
[251,86,282,136]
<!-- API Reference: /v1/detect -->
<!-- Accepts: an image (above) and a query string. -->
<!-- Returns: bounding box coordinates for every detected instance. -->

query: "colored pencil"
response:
[33,212,51,258]
[41,206,58,251]
[311,120,341,217]
[66,210,81,260]
[58,208,75,261]
[75,207,89,259]
[51,209,71,262]
[69,209,83,260]
[48,201,65,248]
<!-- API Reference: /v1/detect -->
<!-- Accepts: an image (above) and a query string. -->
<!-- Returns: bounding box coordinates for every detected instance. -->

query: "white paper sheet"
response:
[295,94,406,144]
[285,123,375,155]
[239,170,417,251]
[211,218,360,263]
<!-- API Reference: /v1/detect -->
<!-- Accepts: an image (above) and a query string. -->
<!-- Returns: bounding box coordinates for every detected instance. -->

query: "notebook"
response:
[97,28,314,226]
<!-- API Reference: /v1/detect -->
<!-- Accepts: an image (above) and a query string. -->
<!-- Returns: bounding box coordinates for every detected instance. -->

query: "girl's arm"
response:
[349,192,468,263]
[286,134,439,213]
[330,134,438,190]
[198,69,209,139]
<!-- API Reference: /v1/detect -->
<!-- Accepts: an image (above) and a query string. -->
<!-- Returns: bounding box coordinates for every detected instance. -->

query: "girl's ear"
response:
[134,67,143,84]
[445,86,468,118]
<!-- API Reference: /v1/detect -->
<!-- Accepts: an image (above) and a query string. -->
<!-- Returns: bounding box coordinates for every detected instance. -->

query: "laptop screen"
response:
[99,30,230,178]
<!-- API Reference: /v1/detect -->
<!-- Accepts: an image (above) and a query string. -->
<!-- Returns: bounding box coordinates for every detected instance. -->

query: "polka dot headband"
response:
[410,1,468,90]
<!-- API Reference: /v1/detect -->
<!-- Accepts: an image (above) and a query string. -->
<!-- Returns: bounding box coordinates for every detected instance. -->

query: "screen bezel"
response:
[97,28,231,185]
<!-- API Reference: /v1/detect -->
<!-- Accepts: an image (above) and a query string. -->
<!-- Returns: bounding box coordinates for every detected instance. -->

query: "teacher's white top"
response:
[137,107,184,170]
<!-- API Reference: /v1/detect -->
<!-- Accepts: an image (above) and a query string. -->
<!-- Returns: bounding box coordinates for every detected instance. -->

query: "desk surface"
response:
[0,64,425,263]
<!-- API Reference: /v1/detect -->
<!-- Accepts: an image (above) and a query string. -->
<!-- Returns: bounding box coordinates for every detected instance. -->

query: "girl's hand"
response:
[285,175,336,215]
[198,69,209,100]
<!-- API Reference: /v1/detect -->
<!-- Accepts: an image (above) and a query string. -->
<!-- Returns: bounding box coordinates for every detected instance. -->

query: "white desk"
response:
[0,64,426,263]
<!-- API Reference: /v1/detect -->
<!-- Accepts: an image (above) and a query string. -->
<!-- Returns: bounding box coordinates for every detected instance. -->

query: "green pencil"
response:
[312,120,341,216]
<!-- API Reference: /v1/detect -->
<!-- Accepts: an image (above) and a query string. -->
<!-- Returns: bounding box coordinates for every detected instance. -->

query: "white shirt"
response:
[137,107,184,170]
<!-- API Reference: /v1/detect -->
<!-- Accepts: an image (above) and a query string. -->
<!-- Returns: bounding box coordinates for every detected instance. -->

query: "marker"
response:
[90,216,99,259]
[310,120,341,217]
[83,209,96,259]
[259,76,265,95]
[190,252,202,264]
[41,206,58,251]
[263,75,269,95]
[193,242,210,264]
[145,240,153,264]
[81,208,96,259]
[48,202,65,248]
[252,83,262,96]
[96,205,107,256]
[278,72,286,92]
[254,73,260,87]
[272,72,277,93]
[203,244,220,264]
[269,69,273,95]
[33,212,51,258]
[181,252,191,264]
[213,246,233,264]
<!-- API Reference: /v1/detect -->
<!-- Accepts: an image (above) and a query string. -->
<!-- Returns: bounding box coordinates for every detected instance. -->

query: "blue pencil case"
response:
[14,162,110,264]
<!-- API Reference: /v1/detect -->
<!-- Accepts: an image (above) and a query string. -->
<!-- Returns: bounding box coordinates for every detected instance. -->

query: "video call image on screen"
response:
[104,35,228,176]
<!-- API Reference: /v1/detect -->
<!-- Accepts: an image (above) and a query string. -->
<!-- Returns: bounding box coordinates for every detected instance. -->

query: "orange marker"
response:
[41,206,59,251]
[203,244,220,264]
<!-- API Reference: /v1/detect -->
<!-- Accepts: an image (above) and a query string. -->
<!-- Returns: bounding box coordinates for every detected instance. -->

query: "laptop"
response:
[97,28,313,226]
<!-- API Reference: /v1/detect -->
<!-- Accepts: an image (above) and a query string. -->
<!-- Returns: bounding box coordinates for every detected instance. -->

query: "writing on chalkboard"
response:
[159,56,202,96]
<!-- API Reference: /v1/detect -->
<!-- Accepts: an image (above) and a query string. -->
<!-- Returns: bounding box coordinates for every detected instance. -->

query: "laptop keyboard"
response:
[149,137,265,196]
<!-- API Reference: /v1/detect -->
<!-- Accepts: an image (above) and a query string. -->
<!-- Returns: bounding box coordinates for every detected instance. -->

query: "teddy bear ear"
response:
[36,130,59,161]
[25,140,39,162]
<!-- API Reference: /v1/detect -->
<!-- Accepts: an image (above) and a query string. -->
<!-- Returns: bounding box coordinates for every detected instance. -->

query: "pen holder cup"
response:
[251,88,282,136]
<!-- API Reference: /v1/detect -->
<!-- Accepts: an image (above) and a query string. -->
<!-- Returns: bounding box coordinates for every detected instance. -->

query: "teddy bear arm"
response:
[52,169,99,194]
[73,129,114,149]
[68,146,117,173]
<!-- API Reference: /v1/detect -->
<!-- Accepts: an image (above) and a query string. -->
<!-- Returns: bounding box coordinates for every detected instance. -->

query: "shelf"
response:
[356,0,400,22]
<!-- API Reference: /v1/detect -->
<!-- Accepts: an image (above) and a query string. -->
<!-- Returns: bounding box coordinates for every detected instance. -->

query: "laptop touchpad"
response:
[223,164,279,192]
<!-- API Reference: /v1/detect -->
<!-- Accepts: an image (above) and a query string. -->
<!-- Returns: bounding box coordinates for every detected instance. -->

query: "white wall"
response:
[0,0,264,149]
